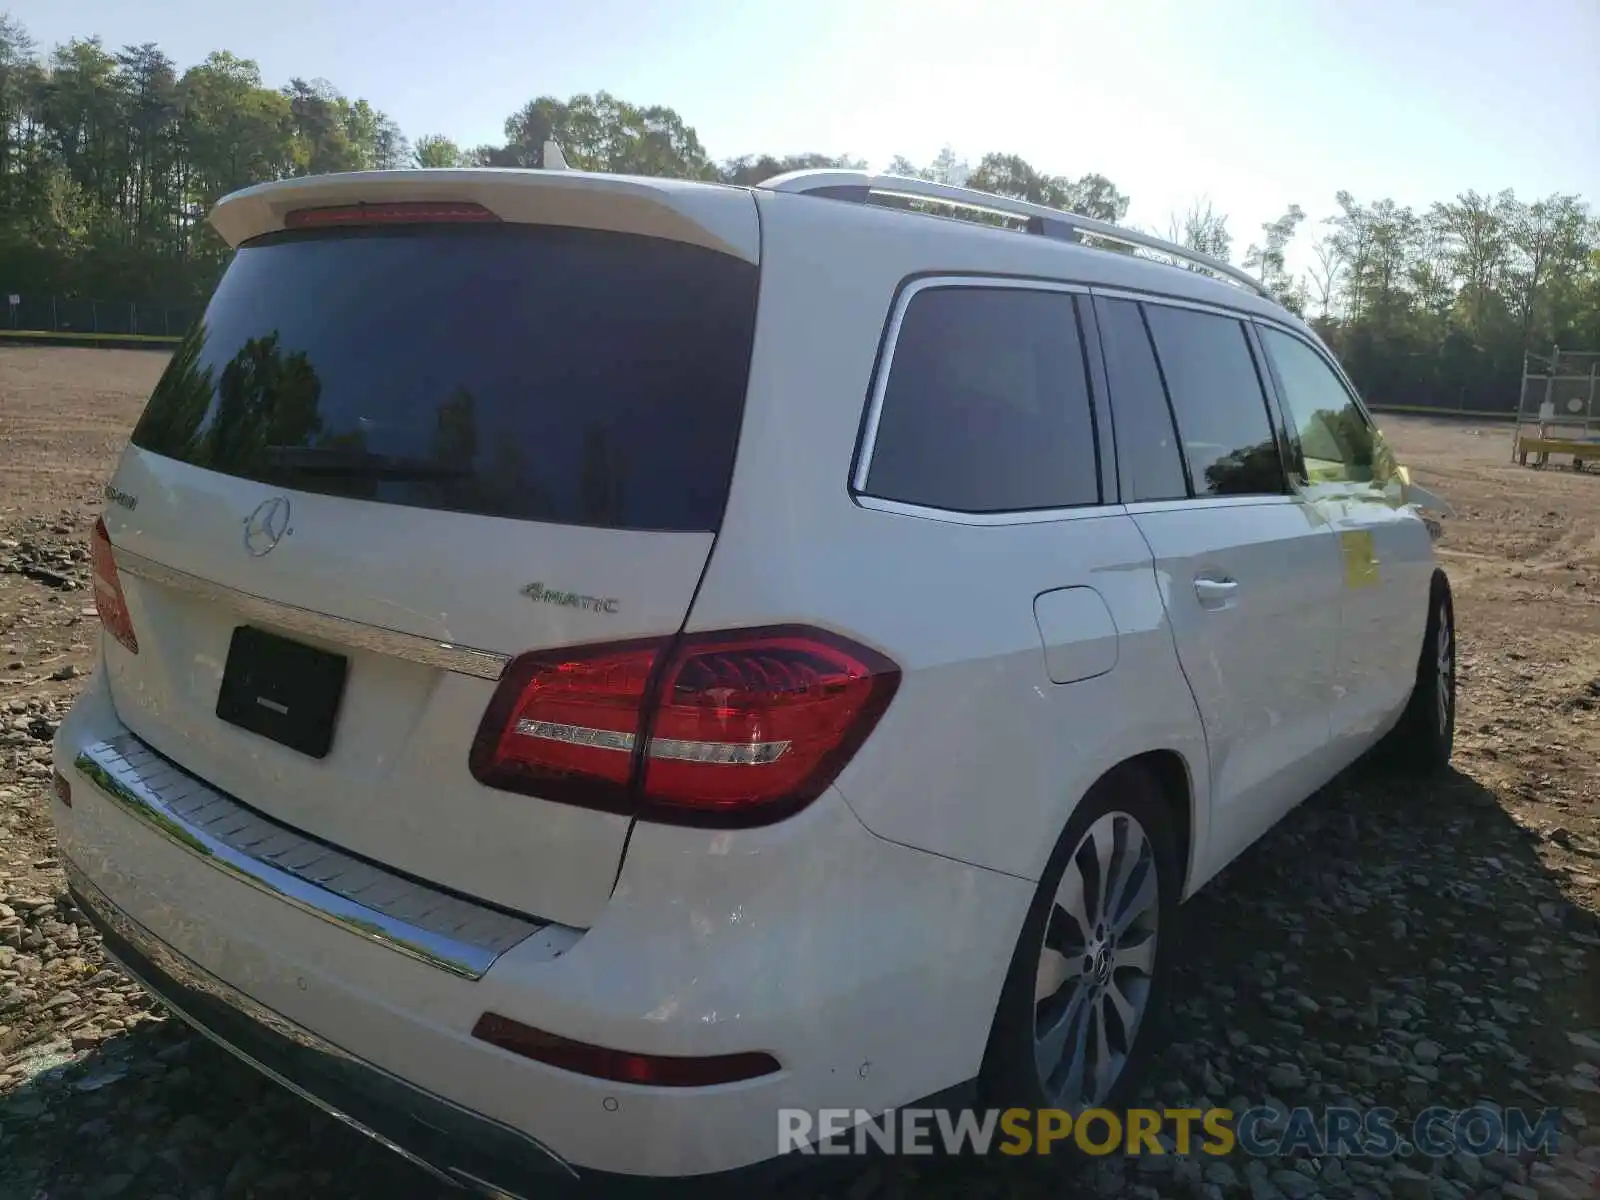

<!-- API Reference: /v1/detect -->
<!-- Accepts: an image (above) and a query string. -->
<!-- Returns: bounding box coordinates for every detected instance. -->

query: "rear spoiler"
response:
[208,167,758,262]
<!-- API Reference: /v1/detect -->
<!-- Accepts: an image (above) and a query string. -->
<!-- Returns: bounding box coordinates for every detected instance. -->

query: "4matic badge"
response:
[521,582,619,614]
[103,484,138,512]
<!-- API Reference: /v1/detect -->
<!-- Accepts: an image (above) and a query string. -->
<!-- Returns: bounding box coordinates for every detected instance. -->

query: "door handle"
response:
[1193,576,1239,608]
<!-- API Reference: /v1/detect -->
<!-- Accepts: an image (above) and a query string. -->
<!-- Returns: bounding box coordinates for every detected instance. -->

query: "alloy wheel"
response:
[1032,810,1160,1108]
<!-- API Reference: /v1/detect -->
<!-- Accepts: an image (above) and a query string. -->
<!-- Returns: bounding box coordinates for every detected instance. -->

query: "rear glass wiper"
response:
[262,445,473,480]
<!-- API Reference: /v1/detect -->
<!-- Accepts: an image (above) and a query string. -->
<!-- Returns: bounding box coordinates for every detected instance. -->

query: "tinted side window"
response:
[1258,326,1382,485]
[865,287,1100,512]
[1143,305,1285,497]
[1096,298,1189,501]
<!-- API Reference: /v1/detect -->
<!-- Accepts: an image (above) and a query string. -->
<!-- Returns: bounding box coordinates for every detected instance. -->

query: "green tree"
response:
[717,151,863,186]
[1243,204,1306,305]
[413,133,466,168]
[1168,197,1232,262]
[487,91,715,178]
[927,151,1130,223]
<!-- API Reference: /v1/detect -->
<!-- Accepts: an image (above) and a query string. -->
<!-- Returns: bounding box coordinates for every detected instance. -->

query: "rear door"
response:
[1095,295,1347,875]
[1253,322,1434,756]
[98,191,760,928]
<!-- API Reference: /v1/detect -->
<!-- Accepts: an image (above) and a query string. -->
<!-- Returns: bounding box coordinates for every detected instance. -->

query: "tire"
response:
[979,762,1181,1126]
[1380,571,1456,774]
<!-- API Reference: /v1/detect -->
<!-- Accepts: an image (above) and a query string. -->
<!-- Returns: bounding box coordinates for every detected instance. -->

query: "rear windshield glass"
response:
[132,223,759,531]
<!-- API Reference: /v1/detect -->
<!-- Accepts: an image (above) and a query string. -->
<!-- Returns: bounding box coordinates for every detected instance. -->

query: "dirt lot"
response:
[0,346,1596,1199]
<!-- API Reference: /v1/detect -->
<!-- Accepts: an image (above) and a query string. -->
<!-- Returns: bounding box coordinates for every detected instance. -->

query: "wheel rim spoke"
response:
[1035,938,1086,1003]
[1089,1000,1117,1102]
[1110,854,1157,936]
[1085,819,1117,928]
[1037,985,1091,1093]
[1112,932,1157,974]
[1104,977,1138,1031]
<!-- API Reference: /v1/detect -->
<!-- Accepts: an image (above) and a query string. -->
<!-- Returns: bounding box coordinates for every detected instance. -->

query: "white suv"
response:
[52,166,1455,1192]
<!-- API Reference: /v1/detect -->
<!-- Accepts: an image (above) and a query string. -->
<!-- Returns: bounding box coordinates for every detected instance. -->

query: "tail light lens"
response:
[468,638,665,812]
[642,631,898,816]
[90,518,138,655]
[470,626,899,826]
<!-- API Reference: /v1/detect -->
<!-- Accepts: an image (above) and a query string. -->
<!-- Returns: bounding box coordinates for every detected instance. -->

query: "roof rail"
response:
[758,169,1271,300]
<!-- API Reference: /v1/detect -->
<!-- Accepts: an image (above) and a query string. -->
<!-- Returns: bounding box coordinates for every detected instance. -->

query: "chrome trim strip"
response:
[74,734,572,979]
[1121,495,1297,516]
[852,275,1093,500]
[1089,283,1271,323]
[854,494,1111,526]
[113,548,509,682]
[66,863,572,1188]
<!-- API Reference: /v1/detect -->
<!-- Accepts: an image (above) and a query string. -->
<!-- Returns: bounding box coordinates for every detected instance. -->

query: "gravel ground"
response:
[0,348,1597,1199]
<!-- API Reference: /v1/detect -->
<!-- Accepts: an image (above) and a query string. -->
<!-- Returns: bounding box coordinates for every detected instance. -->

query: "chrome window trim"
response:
[114,548,509,681]
[851,275,1097,518]
[1121,495,1300,516]
[73,734,577,979]
[855,494,1113,526]
[1089,284,1271,324]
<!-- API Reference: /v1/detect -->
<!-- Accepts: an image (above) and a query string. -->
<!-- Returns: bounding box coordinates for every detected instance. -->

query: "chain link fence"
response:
[4,294,192,339]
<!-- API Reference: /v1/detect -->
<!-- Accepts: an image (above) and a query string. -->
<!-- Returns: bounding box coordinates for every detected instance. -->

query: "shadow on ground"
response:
[1,762,1595,1200]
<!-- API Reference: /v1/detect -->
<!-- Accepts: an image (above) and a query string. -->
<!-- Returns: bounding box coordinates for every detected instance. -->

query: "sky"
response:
[9,0,1600,273]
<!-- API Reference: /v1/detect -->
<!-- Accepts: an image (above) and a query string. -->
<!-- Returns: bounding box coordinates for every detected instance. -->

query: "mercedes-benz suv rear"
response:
[52,168,1032,1193]
[53,164,1451,1194]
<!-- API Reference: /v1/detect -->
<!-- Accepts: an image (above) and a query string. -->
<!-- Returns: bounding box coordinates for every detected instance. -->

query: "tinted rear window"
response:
[864,286,1101,512]
[132,224,759,531]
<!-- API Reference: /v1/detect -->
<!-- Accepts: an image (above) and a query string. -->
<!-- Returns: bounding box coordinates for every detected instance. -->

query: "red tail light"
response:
[284,201,500,229]
[472,1013,779,1087]
[91,518,138,655]
[469,626,899,826]
[469,638,666,812]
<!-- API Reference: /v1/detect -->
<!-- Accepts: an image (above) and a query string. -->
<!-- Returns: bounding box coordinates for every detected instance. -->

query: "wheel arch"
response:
[1123,748,1198,899]
[978,744,1193,1112]
[1037,747,1203,900]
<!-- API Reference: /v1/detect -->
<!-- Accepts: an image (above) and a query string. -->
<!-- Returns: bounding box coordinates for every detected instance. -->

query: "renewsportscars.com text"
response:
[779,1105,1563,1159]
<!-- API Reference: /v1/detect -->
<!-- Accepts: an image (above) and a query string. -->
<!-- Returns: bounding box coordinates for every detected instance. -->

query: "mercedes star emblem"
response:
[242,496,292,557]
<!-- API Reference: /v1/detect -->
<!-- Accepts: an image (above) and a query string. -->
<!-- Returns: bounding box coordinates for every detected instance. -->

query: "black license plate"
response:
[216,627,349,759]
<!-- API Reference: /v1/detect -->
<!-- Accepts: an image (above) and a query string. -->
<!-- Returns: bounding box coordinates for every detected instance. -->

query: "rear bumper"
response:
[52,665,1031,1179]
[67,865,576,1196]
